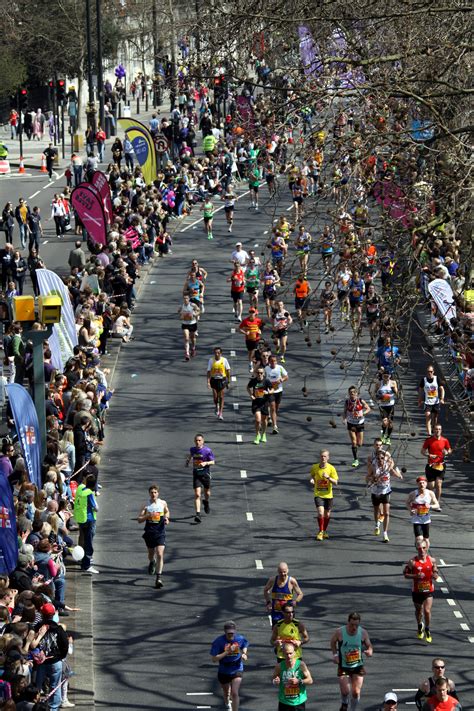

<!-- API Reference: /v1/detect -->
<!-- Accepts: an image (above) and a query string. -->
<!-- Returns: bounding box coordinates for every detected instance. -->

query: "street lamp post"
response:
[96,0,105,131]
[85,0,97,135]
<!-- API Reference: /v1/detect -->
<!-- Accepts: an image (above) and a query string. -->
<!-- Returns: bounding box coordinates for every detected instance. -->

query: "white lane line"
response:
[453,610,463,618]
[393,689,417,692]
[43,182,54,189]
[43,240,48,245]
[255,559,263,569]
[29,190,40,199]
[286,205,292,211]
[440,587,449,594]
[231,376,237,382]
[230,350,236,356]
[246,512,254,521]
[460,623,470,631]
[263,230,268,234]
[446,599,456,606]
[468,637,474,643]
[439,559,445,566]
[231,328,235,334]
[186,693,213,696]
[180,187,254,232]
[240,470,247,478]
[196,707,211,709]
[436,576,443,583]
[233,403,239,411]
[236,434,242,443]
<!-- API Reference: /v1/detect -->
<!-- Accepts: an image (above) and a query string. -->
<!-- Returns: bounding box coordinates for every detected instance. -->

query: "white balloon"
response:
[71,545,85,562]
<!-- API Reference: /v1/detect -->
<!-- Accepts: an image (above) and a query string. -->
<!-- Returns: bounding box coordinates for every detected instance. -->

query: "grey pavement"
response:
[92,184,474,709]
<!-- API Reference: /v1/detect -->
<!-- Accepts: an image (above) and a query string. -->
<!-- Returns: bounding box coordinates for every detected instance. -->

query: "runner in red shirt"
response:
[421,677,462,710]
[421,424,452,506]
[228,263,246,321]
[239,308,263,372]
[404,540,438,644]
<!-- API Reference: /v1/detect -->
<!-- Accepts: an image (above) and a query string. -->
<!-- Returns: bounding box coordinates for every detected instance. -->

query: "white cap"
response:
[384,692,398,703]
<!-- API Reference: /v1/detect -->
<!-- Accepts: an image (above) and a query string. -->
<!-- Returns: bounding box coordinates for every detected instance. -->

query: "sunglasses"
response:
[433,665,445,669]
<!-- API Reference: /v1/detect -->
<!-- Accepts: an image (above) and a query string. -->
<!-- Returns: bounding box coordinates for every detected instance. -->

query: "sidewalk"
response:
[0,97,169,171]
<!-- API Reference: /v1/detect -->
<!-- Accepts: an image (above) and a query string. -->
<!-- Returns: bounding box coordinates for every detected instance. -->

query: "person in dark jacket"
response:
[32,603,69,711]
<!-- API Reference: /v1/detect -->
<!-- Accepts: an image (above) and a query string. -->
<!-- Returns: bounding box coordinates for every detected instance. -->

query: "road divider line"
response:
[231,328,236,334]
[186,693,213,696]
[240,470,247,478]
[460,623,470,631]
[246,512,254,521]
[453,610,463,618]
[235,434,242,443]
[29,190,40,199]
[440,587,449,594]
[446,599,456,606]
[231,376,237,382]
[230,350,236,356]
[233,403,239,410]
[255,559,263,569]
[468,637,474,643]
[436,576,443,583]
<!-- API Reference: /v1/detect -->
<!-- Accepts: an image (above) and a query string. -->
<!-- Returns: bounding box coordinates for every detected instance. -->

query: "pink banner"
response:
[91,171,113,225]
[71,184,107,246]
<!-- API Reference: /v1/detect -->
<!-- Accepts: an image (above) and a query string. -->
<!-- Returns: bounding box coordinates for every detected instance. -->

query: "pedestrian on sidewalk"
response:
[74,473,99,574]
[71,153,83,186]
[2,202,15,242]
[96,126,106,162]
[9,109,18,139]
[14,198,31,250]
[33,108,45,140]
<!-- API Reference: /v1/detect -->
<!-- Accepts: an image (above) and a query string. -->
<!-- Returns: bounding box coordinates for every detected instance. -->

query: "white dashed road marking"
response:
[453,610,463,618]
[440,587,449,594]
[240,470,247,478]
[233,403,239,410]
[446,599,456,606]
[246,512,254,521]
[235,434,242,443]
[255,560,263,569]
[230,350,236,356]
[231,376,237,382]
[460,623,470,631]
[29,190,40,199]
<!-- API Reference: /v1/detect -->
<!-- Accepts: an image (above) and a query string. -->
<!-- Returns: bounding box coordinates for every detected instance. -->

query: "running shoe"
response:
[417,626,425,640]
[280,356,286,363]
[185,355,190,361]
[325,327,329,334]
[148,560,156,576]
[218,412,224,420]
[383,532,390,542]
[254,434,261,445]
[249,363,253,372]
[272,426,279,435]
[276,345,280,354]
[374,525,380,535]
[323,531,329,539]
[194,513,202,523]
[385,437,391,445]
[155,577,164,589]
[425,631,432,643]
[352,459,359,467]
[339,705,348,711]
[207,233,213,240]
[261,432,267,443]
[201,304,205,313]
[191,348,196,357]
[228,226,232,233]
[226,699,232,710]
[316,531,324,541]
[203,499,210,514]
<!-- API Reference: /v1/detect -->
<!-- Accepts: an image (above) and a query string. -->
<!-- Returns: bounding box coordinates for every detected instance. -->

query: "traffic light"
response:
[56,79,66,104]
[19,88,28,110]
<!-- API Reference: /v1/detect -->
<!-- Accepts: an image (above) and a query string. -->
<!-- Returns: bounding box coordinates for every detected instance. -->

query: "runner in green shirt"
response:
[248,163,261,210]
[272,642,313,709]
[201,197,214,240]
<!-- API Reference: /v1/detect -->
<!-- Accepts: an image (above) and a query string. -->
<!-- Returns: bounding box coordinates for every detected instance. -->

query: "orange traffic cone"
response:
[18,156,25,174]
[40,154,47,173]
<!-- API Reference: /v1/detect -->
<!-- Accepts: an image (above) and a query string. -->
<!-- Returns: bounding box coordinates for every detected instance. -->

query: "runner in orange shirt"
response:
[239,308,264,372]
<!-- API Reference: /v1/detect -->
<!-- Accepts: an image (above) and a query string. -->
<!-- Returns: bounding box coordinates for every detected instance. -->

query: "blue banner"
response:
[0,471,18,574]
[6,384,42,490]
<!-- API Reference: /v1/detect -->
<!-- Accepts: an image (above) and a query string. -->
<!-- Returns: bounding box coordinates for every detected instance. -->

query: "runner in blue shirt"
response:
[211,621,249,711]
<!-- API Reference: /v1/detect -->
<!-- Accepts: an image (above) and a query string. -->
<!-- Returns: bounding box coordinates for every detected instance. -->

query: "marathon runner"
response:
[263,262,280,318]
[404,540,439,643]
[371,371,398,446]
[201,195,214,239]
[239,307,264,372]
[210,620,249,711]
[320,280,336,333]
[222,184,236,233]
[337,264,352,322]
[137,484,170,589]
[294,275,311,330]
[365,284,382,341]
[270,603,310,661]
[273,301,293,363]
[245,258,261,310]
[263,562,304,625]
[421,424,452,506]
[320,225,336,275]
[330,612,373,711]
[186,434,215,524]
[365,449,403,542]
[406,476,441,548]
[268,231,288,276]
[207,347,231,420]
[248,161,261,211]
[294,225,312,276]
[418,366,445,436]
[265,354,289,434]
[348,270,365,335]
[415,659,459,709]
[247,366,272,445]
[309,449,338,540]
[421,678,462,710]
[178,294,200,361]
[229,262,246,321]
[272,642,313,710]
[343,386,371,467]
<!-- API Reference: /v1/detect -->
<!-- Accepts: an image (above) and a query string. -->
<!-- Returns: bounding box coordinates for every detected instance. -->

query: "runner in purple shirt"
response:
[185,434,215,524]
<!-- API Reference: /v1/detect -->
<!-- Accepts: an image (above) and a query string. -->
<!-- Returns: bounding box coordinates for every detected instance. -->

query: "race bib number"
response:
[418,580,431,593]
[225,642,240,655]
[318,477,329,490]
[284,681,300,697]
[254,387,265,398]
[345,649,362,665]
[427,387,438,398]
[417,505,429,516]
[352,289,361,297]
[380,393,391,401]
[149,511,162,523]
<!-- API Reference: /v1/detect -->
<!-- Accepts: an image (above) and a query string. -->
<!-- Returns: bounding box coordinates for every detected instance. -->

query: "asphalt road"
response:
[90,183,474,710]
